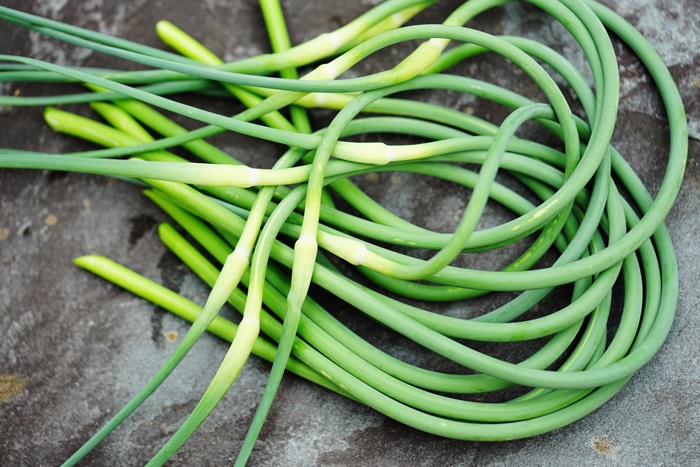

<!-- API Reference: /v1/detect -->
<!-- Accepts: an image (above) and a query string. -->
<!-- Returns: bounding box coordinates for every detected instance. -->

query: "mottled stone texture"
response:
[1,0,698,465]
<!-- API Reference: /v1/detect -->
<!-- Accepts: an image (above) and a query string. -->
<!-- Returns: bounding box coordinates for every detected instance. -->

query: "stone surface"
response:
[1,0,698,465]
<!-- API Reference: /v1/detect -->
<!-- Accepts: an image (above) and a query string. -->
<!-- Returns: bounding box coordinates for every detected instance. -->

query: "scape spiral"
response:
[0,0,688,465]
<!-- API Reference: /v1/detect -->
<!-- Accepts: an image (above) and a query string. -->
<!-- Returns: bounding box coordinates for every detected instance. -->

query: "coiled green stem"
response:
[0,0,686,465]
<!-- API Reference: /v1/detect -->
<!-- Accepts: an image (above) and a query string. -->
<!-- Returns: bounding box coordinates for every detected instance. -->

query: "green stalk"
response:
[259,0,312,134]
[155,20,298,133]
[71,254,340,393]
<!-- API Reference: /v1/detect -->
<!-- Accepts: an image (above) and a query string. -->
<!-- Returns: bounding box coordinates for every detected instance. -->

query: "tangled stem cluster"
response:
[0,0,687,465]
